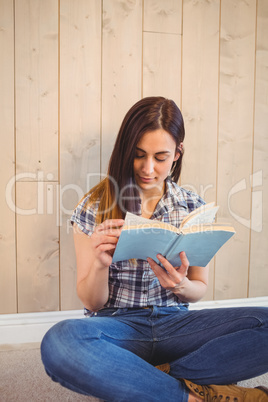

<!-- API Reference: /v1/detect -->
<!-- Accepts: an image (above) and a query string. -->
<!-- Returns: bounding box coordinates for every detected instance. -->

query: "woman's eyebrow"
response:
[155,151,171,155]
[136,147,171,155]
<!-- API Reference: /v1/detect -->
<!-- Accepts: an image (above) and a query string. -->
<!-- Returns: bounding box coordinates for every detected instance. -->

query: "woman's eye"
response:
[135,154,167,162]
[155,157,166,162]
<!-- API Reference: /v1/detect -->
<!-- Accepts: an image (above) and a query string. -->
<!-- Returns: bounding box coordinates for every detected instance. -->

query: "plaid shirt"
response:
[71,179,205,310]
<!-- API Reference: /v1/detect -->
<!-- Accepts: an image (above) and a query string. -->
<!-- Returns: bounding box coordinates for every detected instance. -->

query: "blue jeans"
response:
[41,306,268,401]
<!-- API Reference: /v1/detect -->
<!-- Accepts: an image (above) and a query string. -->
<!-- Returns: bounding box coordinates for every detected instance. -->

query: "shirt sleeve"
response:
[177,187,206,213]
[70,196,98,236]
[186,191,206,211]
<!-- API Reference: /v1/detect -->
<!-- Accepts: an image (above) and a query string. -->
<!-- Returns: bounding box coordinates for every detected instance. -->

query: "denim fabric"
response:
[41,306,268,401]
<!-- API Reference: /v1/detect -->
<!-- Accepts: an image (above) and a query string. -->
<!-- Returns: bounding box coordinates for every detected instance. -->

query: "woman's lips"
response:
[138,176,155,183]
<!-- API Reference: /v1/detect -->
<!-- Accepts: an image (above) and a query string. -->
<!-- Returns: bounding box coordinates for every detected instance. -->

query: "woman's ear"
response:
[173,151,181,162]
[174,142,183,161]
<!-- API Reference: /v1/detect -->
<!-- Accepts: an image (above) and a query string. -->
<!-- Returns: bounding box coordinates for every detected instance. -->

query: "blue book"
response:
[112,203,235,267]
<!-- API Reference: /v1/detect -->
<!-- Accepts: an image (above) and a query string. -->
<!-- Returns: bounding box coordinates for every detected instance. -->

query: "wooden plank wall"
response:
[0,0,16,313]
[0,0,267,314]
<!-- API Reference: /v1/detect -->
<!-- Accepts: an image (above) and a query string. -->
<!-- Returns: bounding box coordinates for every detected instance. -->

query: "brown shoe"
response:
[155,363,170,374]
[183,379,268,401]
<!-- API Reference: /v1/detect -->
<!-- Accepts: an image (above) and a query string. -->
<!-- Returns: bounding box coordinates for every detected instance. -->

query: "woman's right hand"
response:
[90,219,125,268]
[73,218,125,311]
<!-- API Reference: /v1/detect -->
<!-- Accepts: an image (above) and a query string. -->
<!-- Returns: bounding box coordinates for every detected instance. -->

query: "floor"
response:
[1,342,267,402]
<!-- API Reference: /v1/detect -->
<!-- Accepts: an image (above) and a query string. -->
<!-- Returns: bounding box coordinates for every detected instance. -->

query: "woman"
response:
[41,97,268,401]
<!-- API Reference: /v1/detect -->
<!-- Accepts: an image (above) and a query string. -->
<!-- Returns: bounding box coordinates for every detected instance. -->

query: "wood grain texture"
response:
[60,0,102,310]
[0,0,17,314]
[181,0,220,301]
[1,0,268,314]
[215,0,256,299]
[143,31,181,105]
[101,0,142,173]
[16,182,59,313]
[143,0,182,34]
[15,0,58,179]
[248,0,268,297]
[143,0,182,103]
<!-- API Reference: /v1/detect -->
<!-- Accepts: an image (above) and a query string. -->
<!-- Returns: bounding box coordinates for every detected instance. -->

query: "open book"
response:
[112,202,235,267]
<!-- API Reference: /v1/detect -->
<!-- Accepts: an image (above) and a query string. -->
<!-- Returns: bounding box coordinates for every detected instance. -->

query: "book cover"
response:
[112,203,235,267]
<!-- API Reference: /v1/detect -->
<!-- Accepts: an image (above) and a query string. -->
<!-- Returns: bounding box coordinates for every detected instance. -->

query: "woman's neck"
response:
[140,183,165,218]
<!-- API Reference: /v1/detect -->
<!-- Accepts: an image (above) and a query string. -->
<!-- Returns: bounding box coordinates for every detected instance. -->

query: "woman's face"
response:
[133,129,180,194]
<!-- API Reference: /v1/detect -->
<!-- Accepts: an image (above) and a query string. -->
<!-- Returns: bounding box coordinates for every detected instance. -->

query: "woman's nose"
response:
[141,158,154,175]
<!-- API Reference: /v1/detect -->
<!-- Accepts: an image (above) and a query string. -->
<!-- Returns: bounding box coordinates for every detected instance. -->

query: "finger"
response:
[92,233,119,248]
[174,252,189,278]
[147,257,175,288]
[156,252,189,274]
[100,219,125,229]
[147,257,162,272]
[98,243,116,252]
[155,254,188,284]
[101,228,123,237]
[95,220,124,236]
[175,264,188,278]
[147,257,167,279]
[179,251,189,269]
[156,254,176,274]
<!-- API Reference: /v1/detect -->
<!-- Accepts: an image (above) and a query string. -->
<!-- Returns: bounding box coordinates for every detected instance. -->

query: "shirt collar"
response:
[152,178,188,218]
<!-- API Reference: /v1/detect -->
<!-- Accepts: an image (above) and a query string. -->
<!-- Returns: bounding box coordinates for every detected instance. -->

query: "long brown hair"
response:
[85,96,185,223]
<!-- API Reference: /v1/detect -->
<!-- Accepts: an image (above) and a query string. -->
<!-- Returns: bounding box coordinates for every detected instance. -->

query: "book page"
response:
[182,223,236,234]
[124,212,178,232]
[124,204,220,232]
[124,212,152,226]
[181,202,219,229]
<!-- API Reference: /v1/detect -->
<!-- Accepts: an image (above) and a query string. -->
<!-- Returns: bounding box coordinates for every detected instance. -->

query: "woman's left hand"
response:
[147,251,189,291]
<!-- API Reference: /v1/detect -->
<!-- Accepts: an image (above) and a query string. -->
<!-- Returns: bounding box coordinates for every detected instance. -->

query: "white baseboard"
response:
[1,297,268,345]
[0,310,84,345]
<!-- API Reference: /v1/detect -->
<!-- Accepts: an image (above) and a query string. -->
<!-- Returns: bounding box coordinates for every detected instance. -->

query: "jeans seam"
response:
[45,366,92,397]
[156,315,264,342]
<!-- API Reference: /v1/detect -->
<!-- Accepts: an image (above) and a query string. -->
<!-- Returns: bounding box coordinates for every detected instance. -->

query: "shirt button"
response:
[143,290,148,294]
